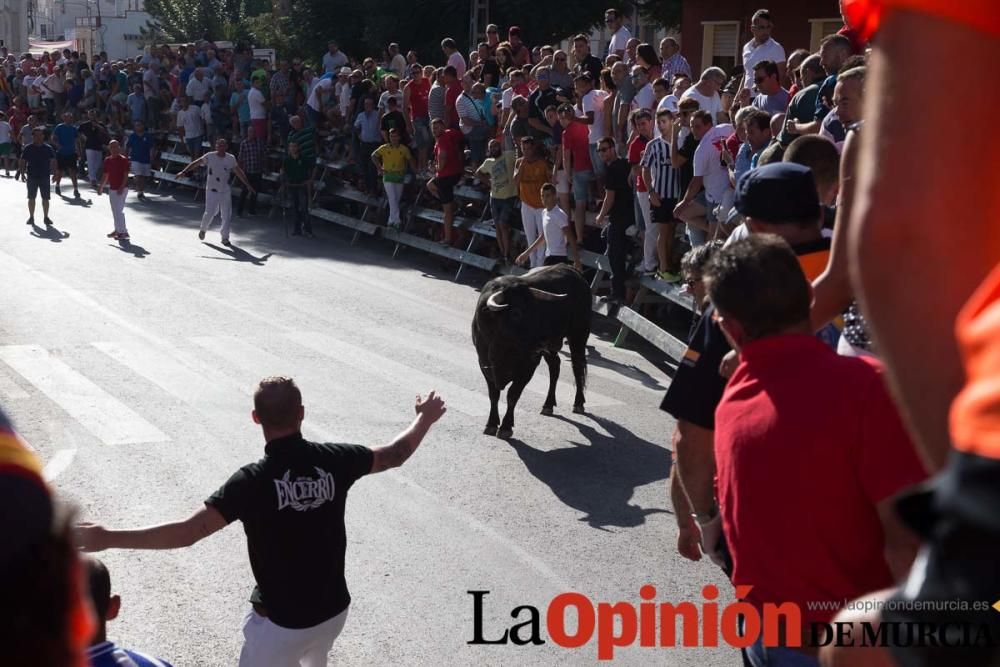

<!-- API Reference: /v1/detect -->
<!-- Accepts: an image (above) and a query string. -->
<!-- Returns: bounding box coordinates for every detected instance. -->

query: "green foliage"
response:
[142,0,680,65]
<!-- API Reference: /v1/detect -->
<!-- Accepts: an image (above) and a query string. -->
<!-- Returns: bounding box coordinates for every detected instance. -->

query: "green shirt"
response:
[476,151,517,200]
[283,154,311,184]
[287,126,316,162]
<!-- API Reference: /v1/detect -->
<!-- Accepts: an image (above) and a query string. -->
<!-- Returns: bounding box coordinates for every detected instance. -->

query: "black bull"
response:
[471,264,592,438]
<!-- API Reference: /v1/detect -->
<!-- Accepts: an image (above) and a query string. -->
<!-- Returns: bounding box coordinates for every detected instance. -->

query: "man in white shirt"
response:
[605,8,632,59]
[247,78,268,142]
[681,67,728,125]
[629,66,655,112]
[186,68,211,105]
[441,38,466,79]
[175,96,205,156]
[387,43,407,78]
[321,42,348,75]
[742,8,786,92]
[673,110,734,246]
[306,75,334,127]
[177,138,256,247]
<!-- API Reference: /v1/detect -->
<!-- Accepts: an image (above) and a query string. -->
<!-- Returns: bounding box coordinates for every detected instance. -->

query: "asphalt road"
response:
[0,175,736,666]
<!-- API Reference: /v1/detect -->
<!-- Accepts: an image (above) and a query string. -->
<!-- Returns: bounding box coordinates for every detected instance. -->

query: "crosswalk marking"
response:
[284,331,490,417]
[92,340,250,410]
[0,345,169,445]
[0,372,30,401]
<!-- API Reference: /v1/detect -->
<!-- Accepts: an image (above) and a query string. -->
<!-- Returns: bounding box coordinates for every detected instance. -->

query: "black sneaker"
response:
[44,217,53,227]
[26,217,34,226]
[221,238,232,247]
[198,230,206,240]
[55,185,61,196]
[73,189,80,198]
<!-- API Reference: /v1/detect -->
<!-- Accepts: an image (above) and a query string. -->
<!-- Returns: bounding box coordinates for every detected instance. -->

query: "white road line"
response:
[92,340,249,409]
[43,448,76,481]
[285,331,489,418]
[0,345,169,445]
[0,372,30,400]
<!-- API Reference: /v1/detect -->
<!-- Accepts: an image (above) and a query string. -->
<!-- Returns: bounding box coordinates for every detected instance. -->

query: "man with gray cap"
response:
[661,162,835,574]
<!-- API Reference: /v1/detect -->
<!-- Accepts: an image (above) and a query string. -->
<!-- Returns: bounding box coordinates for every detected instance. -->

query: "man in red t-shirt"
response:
[403,64,432,171]
[98,140,131,241]
[557,104,593,243]
[627,108,655,273]
[426,118,465,245]
[441,66,462,130]
[707,234,926,661]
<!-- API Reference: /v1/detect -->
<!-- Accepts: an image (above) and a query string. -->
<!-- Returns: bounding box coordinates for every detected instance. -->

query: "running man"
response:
[177,138,255,247]
[77,379,447,667]
[96,140,130,241]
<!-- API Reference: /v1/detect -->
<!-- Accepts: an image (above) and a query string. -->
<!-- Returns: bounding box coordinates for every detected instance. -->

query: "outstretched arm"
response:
[76,505,228,552]
[370,392,447,473]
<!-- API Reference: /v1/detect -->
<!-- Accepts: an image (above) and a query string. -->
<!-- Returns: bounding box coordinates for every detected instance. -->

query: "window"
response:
[40,24,49,38]
[809,18,844,51]
[700,21,739,76]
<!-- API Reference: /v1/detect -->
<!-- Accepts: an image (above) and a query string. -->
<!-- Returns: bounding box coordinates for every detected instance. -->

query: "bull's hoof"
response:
[572,404,586,414]
[540,405,554,416]
[484,425,499,436]
[497,427,513,439]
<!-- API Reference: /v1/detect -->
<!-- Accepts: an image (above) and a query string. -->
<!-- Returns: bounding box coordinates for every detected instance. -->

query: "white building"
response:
[33,0,151,60]
[1,0,29,53]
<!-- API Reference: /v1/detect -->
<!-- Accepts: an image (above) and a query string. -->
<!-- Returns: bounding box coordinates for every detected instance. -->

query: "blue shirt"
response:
[127,92,146,121]
[814,74,837,122]
[354,110,382,143]
[52,123,78,156]
[88,641,172,667]
[127,132,154,163]
[230,89,250,123]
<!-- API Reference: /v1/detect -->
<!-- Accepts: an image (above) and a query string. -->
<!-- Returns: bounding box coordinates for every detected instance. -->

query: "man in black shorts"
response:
[77,378,447,666]
[19,127,57,227]
[425,117,465,245]
[641,108,685,281]
[52,111,81,198]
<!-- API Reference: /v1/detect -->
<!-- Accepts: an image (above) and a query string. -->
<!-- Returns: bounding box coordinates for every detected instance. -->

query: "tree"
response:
[631,0,683,33]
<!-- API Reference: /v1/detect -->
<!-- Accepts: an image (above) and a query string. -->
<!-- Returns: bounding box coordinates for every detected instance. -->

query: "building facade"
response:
[1,0,29,53]
[681,0,842,77]
[32,0,151,60]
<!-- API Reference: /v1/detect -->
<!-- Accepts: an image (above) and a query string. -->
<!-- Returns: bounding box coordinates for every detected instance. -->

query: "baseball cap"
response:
[734,162,820,223]
[339,66,351,75]
[658,96,679,114]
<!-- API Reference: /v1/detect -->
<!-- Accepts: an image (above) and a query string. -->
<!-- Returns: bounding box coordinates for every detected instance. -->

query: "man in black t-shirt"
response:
[18,127,57,226]
[77,377,447,666]
[595,136,634,304]
[78,108,110,186]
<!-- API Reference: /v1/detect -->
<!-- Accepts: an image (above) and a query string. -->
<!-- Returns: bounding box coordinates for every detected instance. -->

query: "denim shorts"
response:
[588,143,607,178]
[490,196,517,226]
[572,170,594,202]
[412,118,433,149]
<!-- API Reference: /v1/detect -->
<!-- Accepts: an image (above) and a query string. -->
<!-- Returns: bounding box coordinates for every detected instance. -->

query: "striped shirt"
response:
[87,641,173,667]
[640,136,681,200]
[427,82,446,123]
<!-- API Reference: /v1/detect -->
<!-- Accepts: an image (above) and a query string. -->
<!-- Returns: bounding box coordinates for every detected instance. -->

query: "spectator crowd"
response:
[4,2,999,667]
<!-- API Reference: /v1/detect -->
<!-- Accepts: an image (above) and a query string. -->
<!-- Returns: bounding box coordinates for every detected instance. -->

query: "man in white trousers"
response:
[77,377,447,667]
[178,138,255,246]
[97,140,131,241]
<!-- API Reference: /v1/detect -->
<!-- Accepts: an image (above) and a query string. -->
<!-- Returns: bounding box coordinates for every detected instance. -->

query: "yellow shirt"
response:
[373,143,412,183]
[518,158,549,209]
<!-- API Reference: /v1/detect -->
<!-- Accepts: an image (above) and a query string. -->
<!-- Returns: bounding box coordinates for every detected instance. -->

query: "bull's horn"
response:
[529,288,568,301]
[486,292,509,311]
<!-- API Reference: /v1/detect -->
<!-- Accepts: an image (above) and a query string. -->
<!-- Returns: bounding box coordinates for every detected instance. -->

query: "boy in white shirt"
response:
[517,183,582,270]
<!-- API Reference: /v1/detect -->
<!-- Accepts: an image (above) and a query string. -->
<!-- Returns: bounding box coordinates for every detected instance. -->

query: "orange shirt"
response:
[518,158,549,209]
[951,263,1000,459]
[843,0,1000,41]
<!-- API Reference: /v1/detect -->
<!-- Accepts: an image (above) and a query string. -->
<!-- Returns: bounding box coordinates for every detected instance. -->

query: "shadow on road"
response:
[575,345,668,391]
[29,222,70,242]
[58,193,94,207]
[110,240,151,258]
[201,242,272,266]
[506,413,670,531]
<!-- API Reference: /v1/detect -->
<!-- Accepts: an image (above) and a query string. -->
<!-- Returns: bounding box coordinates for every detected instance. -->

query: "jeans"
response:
[288,185,311,233]
[520,203,545,268]
[185,136,204,157]
[109,187,128,234]
[606,221,630,299]
[238,172,262,215]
